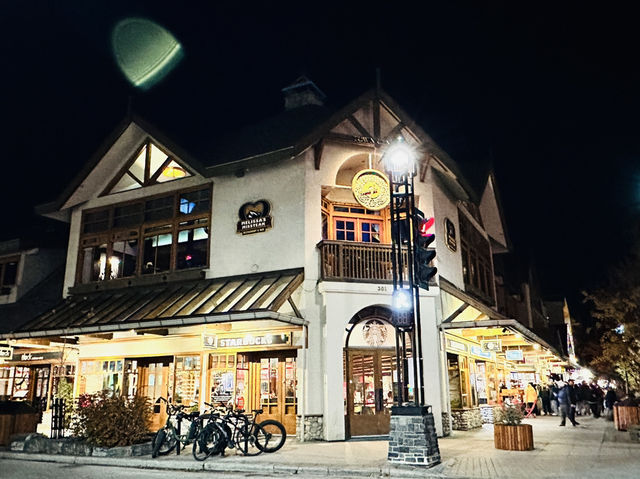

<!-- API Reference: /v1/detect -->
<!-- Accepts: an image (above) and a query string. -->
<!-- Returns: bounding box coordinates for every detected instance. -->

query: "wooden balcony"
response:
[318,240,410,283]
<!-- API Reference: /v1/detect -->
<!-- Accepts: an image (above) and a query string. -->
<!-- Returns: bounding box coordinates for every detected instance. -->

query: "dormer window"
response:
[0,256,19,294]
[105,140,192,195]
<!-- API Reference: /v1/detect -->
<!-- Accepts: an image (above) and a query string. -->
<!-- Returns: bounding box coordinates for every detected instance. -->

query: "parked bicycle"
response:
[151,398,214,458]
[192,405,286,460]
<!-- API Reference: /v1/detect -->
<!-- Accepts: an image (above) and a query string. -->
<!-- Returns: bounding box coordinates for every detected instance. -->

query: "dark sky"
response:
[2,2,639,302]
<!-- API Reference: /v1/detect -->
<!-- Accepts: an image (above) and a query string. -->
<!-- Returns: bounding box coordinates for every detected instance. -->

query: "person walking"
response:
[525,382,538,417]
[558,380,579,426]
[540,383,552,415]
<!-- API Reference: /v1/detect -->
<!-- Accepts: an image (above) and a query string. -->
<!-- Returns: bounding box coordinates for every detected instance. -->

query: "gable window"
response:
[105,140,192,195]
[0,256,19,293]
[459,211,494,304]
[78,186,211,284]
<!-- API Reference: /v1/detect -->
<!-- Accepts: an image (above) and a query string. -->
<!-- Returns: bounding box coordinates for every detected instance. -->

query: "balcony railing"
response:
[318,240,410,283]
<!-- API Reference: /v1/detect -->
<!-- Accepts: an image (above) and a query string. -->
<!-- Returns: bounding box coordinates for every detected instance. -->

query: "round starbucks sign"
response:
[351,169,390,211]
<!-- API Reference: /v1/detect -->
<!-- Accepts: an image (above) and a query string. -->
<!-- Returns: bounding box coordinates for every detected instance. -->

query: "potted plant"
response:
[493,403,533,451]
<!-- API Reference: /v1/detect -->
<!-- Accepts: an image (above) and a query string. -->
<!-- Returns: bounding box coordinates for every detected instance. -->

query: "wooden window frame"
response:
[76,185,212,285]
[322,200,391,244]
[459,211,495,303]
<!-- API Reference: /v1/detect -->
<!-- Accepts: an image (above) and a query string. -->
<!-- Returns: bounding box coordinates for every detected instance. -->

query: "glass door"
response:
[346,349,396,436]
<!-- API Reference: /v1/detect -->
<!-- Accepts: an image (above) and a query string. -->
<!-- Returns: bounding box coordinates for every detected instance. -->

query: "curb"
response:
[0,451,450,478]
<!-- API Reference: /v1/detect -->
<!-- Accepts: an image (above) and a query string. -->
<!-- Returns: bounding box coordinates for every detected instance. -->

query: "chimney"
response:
[281,76,326,110]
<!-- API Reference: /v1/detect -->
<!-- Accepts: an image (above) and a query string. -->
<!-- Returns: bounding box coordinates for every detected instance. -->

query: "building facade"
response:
[0,79,568,440]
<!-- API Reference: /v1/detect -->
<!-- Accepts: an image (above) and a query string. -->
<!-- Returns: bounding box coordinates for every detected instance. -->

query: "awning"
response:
[2,268,306,340]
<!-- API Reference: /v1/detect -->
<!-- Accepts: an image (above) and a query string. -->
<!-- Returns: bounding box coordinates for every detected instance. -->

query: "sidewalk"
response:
[2,415,639,478]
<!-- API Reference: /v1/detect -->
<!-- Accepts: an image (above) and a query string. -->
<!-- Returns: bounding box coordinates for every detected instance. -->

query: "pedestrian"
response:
[589,383,603,418]
[604,387,617,420]
[525,382,538,417]
[540,383,552,415]
[558,380,579,426]
[577,381,591,416]
[550,382,560,415]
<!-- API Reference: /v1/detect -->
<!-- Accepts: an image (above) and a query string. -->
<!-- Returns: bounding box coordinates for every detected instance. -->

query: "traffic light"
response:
[413,208,437,289]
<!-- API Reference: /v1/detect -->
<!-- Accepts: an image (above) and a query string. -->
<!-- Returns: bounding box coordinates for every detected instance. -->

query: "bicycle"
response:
[151,398,213,458]
[192,406,286,460]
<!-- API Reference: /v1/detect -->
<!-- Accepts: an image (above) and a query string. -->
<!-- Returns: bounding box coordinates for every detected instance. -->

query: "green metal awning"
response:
[2,268,306,339]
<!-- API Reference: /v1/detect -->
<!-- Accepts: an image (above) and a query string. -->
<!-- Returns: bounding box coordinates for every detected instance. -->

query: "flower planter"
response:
[613,405,640,431]
[494,423,534,451]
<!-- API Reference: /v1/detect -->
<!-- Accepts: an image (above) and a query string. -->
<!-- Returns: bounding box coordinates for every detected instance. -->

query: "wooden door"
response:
[247,352,297,435]
[138,362,169,431]
[346,349,396,437]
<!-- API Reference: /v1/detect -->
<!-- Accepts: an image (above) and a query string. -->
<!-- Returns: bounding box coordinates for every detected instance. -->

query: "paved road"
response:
[1,459,360,479]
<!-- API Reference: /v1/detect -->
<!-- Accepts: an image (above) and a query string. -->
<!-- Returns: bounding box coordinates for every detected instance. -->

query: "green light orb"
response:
[111,18,184,90]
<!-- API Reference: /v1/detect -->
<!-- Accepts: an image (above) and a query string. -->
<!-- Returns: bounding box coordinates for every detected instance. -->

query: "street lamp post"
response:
[383,139,441,467]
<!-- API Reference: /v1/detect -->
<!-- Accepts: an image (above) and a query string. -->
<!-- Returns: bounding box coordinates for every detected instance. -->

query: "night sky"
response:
[2,2,639,305]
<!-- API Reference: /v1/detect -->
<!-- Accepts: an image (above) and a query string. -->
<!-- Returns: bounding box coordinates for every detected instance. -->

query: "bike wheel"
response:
[152,428,177,457]
[235,424,263,456]
[255,420,286,453]
[193,424,226,461]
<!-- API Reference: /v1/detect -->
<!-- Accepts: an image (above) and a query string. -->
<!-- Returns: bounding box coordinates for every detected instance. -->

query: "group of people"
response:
[511,380,617,427]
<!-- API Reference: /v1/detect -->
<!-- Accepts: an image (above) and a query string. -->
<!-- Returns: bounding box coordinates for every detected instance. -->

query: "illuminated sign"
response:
[236,200,273,235]
[0,347,13,360]
[471,346,492,359]
[481,339,502,353]
[203,333,291,349]
[351,169,390,211]
[448,340,467,352]
[505,350,524,361]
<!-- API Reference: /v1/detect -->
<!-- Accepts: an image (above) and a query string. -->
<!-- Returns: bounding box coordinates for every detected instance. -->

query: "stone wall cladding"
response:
[441,411,451,436]
[479,405,501,424]
[296,414,324,441]
[450,408,483,430]
[10,433,152,456]
[387,410,441,467]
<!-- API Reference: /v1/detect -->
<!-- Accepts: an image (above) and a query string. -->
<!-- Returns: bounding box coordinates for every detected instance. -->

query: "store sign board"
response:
[481,339,502,353]
[0,347,13,360]
[203,333,291,349]
[448,340,467,352]
[236,200,273,235]
[6,350,63,362]
[351,169,390,211]
[470,346,492,359]
[505,350,524,361]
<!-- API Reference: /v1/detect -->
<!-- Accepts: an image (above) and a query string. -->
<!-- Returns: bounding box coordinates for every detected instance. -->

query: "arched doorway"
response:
[344,306,398,437]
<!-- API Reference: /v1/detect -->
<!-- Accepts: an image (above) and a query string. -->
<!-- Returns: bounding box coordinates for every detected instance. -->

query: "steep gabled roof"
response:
[36,113,208,219]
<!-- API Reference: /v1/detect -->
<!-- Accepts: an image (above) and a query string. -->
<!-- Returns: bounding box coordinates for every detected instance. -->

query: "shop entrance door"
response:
[238,351,297,435]
[136,357,172,431]
[31,366,50,417]
[346,349,396,437]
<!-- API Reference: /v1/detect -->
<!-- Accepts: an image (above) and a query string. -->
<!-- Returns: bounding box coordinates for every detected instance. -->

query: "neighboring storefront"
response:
[0,347,77,418]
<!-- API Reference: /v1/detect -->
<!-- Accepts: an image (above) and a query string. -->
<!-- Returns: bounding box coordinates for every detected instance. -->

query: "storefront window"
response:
[0,367,13,397]
[209,354,234,405]
[12,366,30,398]
[260,358,279,407]
[174,355,201,405]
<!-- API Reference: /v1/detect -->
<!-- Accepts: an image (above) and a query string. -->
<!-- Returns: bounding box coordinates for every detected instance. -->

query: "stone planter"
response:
[613,405,640,431]
[494,424,534,451]
[10,433,152,456]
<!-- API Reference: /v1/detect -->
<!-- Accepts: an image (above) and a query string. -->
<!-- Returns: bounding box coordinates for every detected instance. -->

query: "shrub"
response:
[72,390,152,447]
[494,403,523,426]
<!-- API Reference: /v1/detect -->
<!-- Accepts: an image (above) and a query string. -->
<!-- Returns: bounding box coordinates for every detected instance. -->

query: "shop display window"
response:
[209,353,235,406]
[0,367,13,398]
[260,358,279,407]
[12,366,30,398]
[78,360,123,395]
[52,364,75,398]
[174,355,201,405]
